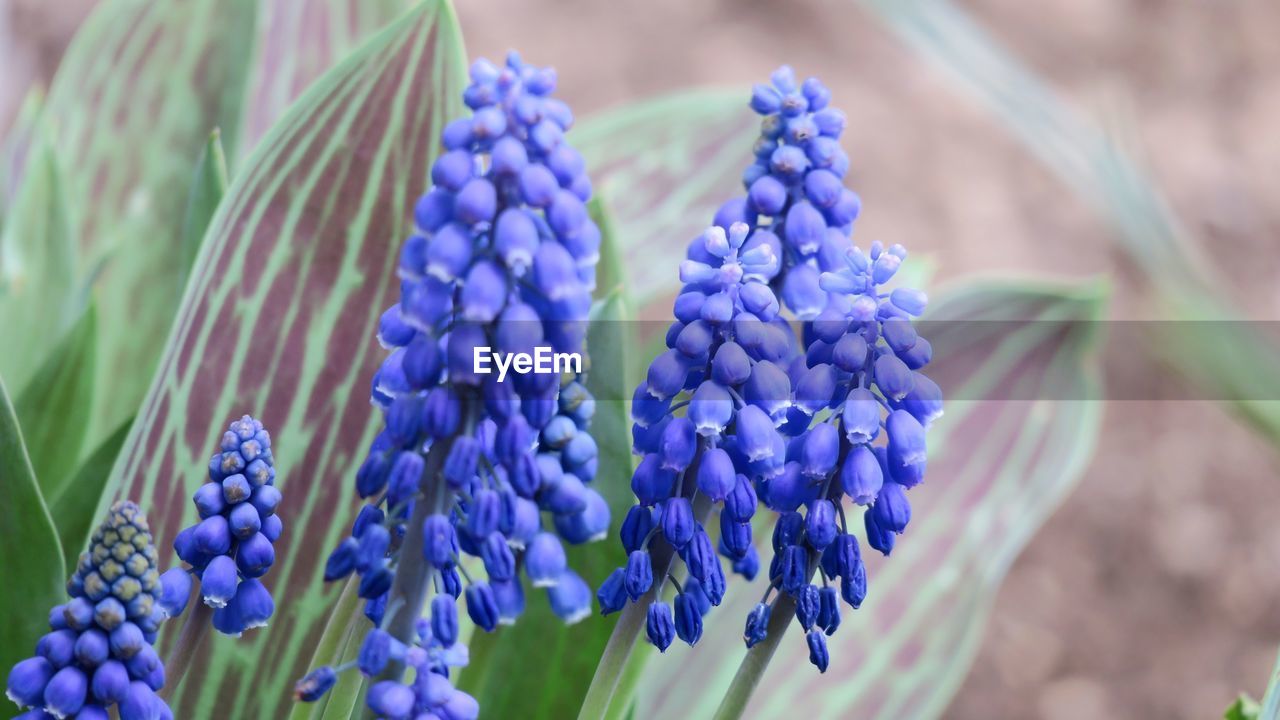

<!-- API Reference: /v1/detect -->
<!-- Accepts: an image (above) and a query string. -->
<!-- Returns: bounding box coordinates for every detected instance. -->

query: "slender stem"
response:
[161,598,212,701]
[374,436,456,674]
[712,591,799,720]
[365,399,476,720]
[577,492,713,720]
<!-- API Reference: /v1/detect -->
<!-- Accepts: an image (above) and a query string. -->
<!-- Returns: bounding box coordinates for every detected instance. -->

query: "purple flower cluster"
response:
[697,65,859,321]
[299,52,602,717]
[169,415,281,636]
[295,625,474,719]
[602,67,942,672]
[6,502,173,720]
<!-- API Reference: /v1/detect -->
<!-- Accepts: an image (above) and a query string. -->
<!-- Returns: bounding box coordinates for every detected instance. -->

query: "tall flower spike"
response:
[605,67,941,675]
[6,502,174,719]
[297,51,601,716]
[169,414,281,635]
[695,65,859,321]
[604,221,796,650]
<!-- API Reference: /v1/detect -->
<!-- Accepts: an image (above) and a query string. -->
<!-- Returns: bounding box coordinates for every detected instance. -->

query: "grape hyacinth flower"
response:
[601,67,942,675]
[694,65,859,321]
[169,415,281,636]
[295,624,476,720]
[6,502,173,719]
[298,51,602,715]
[600,222,794,649]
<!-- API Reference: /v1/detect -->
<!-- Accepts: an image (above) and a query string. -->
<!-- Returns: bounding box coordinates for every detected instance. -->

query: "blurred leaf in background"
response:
[2,0,418,459]
[576,90,754,307]
[100,2,468,716]
[0,376,66,676]
[856,0,1280,446]
[39,0,258,445]
[0,88,43,225]
[15,303,97,505]
[626,278,1107,719]
[1226,695,1261,720]
[0,137,77,393]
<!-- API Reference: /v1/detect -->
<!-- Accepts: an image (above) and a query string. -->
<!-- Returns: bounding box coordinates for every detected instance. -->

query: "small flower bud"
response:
[646,602,676,652]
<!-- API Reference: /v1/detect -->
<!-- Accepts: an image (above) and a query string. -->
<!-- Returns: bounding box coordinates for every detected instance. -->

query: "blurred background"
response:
[4,0,1278,718]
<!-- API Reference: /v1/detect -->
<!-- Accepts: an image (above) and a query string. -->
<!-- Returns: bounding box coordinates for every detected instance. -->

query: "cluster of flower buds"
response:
[169,415,282,636]
[6,502,174,719]
[603,67,941,673]
[299,51,603,717]
[697,65,859,321]
[295,624,475,720]
[598,222,796,650]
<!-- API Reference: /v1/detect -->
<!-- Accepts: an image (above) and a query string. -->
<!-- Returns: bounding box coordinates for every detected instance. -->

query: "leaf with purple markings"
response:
[238,0,414,159]
[576,89,756,305]
[40,0,257,444]
[102,2,468,716]
[630,278,1107,720]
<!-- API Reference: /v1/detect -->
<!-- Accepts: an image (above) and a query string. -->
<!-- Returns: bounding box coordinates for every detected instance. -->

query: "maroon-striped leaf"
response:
[39,0,258,445]
[237,0,414,159]
[575,89,756,305]
[101,2,467,716]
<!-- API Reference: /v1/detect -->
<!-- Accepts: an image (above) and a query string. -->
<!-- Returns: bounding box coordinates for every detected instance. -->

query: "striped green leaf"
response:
[0,136,78,394]
[180,129,230,287]
[856,0,1280,445]
[51,416,135,573]
[238,0,414,159]
[102,2,467,716]
[0,87,44,220]
[41,0,257,444]
[16,303,97,504]
[0,375,66,675]
[286,577,366,720]
[456,198,636,717]
[631,278,1107,719]
[575,89,756,305]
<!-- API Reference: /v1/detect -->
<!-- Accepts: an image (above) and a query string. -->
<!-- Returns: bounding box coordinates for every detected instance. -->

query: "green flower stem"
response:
[161,587,211,701]
[363,398,477,719]
[577,489,713,720]
[376,440,451,660]
[712,590,799,720]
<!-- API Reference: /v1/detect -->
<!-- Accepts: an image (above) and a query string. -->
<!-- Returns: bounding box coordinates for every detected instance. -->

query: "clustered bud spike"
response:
[6,502,174,719]
[297,51,602,717]
[170,414,281,636]
[603,66,942,673]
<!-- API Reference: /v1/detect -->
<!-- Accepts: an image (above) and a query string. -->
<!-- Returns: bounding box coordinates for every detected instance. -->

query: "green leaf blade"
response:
[50,416,134,572]
[42,0,258,443]
[16,303,98,504]
[0,138,77,393]
[179,129,230,285]
[0,376,67,675]
[576,90,755,305]
[104,3,468,716]
[238,0,414,160]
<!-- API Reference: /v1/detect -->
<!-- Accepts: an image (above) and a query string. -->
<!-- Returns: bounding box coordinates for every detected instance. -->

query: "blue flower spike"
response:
[171,414,281,636]
[296,52,602,718]
[603,66,942,675]
[5,502,174,719]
